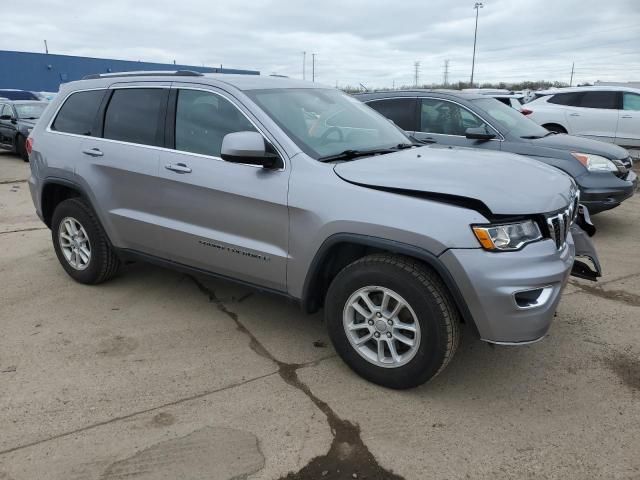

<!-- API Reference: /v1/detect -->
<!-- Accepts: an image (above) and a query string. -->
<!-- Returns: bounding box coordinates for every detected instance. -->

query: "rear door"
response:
[74,84,171,256]
[563,90,619,143]
[616,92,640,148]
[154,85,290,291]
[413,97,501,150]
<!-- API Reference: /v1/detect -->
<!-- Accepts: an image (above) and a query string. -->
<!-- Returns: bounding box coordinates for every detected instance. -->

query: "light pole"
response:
[302,51,306,80]
[470,2,483,86]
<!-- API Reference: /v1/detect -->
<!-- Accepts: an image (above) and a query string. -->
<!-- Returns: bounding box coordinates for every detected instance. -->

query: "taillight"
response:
[521,108,533,115]
[26,137,33,155]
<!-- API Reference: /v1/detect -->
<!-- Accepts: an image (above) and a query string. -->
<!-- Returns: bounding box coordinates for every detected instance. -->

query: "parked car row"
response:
[0,99,48,161]
[356,90,636,214]
[25,71,602,389]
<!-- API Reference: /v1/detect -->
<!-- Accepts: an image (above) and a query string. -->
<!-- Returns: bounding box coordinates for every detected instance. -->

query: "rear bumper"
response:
[578,170,637,214]
[440,238,575,344]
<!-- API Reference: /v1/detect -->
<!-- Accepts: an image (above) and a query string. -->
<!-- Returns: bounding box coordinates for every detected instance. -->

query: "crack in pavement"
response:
[569,280,640,307]
[0,227,48,235]
[0,372,278,457]
[0,179,28,185]
[187,274,404,480]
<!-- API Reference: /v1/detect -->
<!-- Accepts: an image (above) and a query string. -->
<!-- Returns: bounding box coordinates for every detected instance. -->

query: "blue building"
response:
[0,50,259,92]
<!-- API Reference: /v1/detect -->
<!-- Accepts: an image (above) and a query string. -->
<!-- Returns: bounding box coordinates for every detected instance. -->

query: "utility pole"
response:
[570,62,575,87]
[443,59,450,86]
[302,51,306,80]
[44,40,49,54]
[312,53,316,82]
[470,2,483,86]
[414,61,420,87]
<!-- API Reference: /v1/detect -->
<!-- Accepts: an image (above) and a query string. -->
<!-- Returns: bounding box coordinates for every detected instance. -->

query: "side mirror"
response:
[465,127,496,141]
[221,131,280,169]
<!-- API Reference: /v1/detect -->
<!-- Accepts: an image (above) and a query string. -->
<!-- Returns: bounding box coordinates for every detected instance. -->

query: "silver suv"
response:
[27,71,599,389]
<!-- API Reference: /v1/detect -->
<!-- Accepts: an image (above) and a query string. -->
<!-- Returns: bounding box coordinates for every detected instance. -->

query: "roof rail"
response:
[82,70,205,80]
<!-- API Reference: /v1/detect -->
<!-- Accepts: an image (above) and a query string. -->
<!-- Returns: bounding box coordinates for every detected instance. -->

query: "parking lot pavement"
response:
[0,152,639,479]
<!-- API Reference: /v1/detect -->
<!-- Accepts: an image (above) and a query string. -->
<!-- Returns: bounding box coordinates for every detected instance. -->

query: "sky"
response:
[3,0,640,89]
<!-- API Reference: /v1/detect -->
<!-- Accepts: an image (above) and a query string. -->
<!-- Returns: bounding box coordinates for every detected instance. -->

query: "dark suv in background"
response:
[0,100,48,161]
[356,90,637,214]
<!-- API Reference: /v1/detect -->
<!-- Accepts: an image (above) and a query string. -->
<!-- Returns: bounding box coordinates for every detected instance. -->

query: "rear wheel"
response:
[325,254,461,389]
[16,135,29,162]
[543,123,567,134]
[51,198,120,284]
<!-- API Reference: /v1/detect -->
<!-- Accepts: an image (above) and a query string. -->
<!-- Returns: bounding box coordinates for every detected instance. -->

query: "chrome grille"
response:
[546,191,579,250]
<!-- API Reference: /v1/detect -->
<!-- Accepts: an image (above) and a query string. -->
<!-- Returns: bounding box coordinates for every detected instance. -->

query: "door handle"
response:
[165,162,192,174]
[569,113,580,117]
[82,148,103,157]
[621,115,633,119]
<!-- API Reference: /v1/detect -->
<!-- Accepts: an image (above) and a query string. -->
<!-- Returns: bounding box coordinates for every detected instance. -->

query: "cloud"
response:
[3,0,639,88]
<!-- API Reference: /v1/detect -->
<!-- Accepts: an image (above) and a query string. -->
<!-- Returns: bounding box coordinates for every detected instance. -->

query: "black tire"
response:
[16,135,29,162]
[325,254,461,389]
[543,123,567,134]
[51,198,120,284]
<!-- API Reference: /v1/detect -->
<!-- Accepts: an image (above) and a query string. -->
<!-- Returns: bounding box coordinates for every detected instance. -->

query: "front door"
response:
[0,104,16,148]
[616,92,640,148]
[155,86,290,291]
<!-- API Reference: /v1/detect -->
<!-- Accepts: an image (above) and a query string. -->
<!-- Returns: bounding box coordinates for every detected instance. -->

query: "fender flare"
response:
[300,233,478,333]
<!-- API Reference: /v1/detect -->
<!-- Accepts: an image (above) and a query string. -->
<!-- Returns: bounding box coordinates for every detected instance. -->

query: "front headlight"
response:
[27,128,33,133]
[571,152,618,172]
[472,220,542,251]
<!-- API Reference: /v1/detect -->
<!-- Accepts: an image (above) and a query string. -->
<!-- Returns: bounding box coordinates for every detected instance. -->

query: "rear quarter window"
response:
[51,90,106,136]
[366,98,416,131]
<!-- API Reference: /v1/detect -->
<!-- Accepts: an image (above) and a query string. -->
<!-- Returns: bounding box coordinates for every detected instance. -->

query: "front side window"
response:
[420,98,486,136]
[623,92,640,111]
[103,88,166,146]
[175,89,256,157]
[246,88,409,160]
[52,90,105,136]
[578,91,617,109]
[367,98,416,131]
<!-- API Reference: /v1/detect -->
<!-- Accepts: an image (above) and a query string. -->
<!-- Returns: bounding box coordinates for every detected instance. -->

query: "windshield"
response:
[15,103,47,119]
[473,98,549,138]
[247,88,410,159]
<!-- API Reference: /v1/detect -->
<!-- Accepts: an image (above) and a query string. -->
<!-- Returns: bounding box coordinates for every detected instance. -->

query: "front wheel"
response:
[325,254,461,389]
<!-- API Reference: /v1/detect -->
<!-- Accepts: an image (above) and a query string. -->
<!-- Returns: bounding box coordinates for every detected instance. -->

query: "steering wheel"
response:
[318,126,344,145]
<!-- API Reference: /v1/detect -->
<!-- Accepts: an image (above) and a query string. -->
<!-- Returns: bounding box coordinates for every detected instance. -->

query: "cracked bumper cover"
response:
[440,237,575,344]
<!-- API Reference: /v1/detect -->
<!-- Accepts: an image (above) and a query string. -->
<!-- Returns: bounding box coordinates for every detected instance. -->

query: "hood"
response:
[333,146,575,216]
[18,119,37,128]
[531,133,629,160]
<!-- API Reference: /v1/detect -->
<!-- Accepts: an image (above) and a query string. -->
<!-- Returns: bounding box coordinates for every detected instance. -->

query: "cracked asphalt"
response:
[0,150,639,479]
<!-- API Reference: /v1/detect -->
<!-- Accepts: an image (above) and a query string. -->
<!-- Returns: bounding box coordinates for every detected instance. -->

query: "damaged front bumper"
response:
[570,205,601,281]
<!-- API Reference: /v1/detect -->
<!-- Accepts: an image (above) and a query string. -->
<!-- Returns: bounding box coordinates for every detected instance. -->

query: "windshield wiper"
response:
[319,143,420,163]
[521,131,555,139]
[21,116,39,120]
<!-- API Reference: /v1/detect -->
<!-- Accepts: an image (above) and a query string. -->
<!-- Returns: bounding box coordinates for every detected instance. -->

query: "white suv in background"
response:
[526,86,640,150]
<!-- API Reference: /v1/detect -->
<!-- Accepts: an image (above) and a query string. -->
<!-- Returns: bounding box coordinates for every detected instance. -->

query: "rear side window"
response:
[103,88,166,146]
[578,91,617,109]
[547,92,582,106]
[52,90,105,136]
[366,98,416,131]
